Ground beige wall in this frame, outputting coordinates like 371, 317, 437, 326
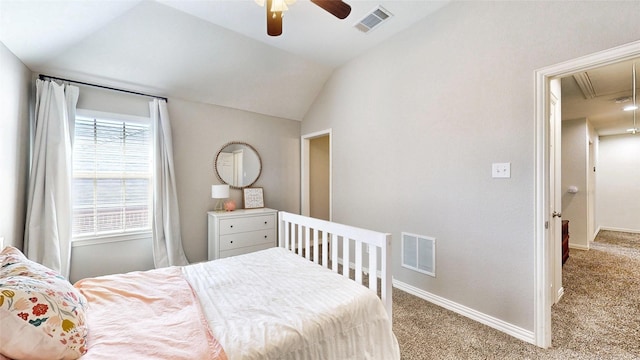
597, 134, 640, 232
309, 135, 330, 220
0, 42, 31, 249
561, 118, 589, 249
302, 1, 640, 333
169, 98, 300, 263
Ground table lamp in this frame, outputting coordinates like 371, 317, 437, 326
211, 184, 230, 212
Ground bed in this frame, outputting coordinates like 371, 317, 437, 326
0, 211, 399, 360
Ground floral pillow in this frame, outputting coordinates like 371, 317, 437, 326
0, 246, 88, 360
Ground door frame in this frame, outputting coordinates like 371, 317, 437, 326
301, 129, 332, 219
533, 40, 640, 348
548, 81, 563, 305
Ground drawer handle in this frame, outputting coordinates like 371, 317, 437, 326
230, 241, 233, 244
230, 225, 234, 228
264, 221, 267, 224
264, 235, 267, 238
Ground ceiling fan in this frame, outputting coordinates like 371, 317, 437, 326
256, 0, 352, 36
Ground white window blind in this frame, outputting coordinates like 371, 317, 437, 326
72, 113, 152, 238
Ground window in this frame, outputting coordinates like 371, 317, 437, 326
72, 110, 152, 239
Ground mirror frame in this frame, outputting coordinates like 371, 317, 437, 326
214, 141, 262, 189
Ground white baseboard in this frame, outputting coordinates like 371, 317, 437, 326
556, 286, 564, 304
392, 279, 536, 345
598, 226, 640, 234
569, 243, 589, 251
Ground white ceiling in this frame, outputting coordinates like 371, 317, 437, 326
562, 58, 640, 136
0, 0, 449, 120
1, 0, 637, 134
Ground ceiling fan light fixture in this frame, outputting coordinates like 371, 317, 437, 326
259, 0, 350, 37
255, 0, 296, 13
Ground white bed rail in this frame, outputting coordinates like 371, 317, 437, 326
278, 211, 393, 318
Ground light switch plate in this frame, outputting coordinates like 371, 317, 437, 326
492, 163, 511, 178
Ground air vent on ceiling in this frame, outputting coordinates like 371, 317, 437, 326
354, 6, 393, 34
573, 72, 597, 99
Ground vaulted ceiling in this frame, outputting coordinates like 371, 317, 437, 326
0, 0, 449, 120
1, 0, 637, 135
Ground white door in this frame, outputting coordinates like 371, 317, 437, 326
233, 150, 244, 187
587, 139, 596, 241
549, 79, 563, 304
217, 152, 234, 185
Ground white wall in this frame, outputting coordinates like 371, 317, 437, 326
69, 238, 154, 283
0, 42, 30, 249
596, 134, 640, 232
562, 118, 589, 249
302, 1, 640, 335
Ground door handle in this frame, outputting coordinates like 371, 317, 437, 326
552, 211, 562, 218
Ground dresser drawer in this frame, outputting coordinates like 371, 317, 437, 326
219, 242, 274, 259
219, 214, 275, 235
219, 230, 274, 251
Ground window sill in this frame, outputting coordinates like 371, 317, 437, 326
72, 231, 152, 247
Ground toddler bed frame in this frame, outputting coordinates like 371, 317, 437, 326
278, 211, 393, 317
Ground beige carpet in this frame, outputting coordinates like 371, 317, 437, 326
392, 230, 640, 359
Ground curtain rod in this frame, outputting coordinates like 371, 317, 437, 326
38, 74, 168, 102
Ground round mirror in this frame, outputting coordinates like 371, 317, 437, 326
214, 141, 262, 189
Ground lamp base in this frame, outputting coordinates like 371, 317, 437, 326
214, 199, 225, 212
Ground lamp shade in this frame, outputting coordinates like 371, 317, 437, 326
211, 184, 230, 199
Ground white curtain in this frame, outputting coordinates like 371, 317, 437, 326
150, 99, 189, 267
24, 80, 79, 279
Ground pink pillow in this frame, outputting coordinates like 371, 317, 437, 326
0, 247, 88, 360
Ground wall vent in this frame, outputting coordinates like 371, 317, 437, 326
354, 6, 393, 33
402, 232, 436, 277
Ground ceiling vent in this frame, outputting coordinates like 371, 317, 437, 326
354, 6, 393, 33
573, 72, 597, 99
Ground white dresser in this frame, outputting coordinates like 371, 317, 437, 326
207, 208, 278, 260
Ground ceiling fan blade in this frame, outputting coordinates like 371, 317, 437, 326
266, 0, 283, 36
311, 0, 351, 20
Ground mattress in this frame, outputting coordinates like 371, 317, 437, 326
183, 247, 400, 360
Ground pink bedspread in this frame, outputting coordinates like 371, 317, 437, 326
74, 267, 226, 360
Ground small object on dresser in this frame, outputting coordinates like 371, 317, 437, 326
243, 187, 264, 209
224, 199, 236, 211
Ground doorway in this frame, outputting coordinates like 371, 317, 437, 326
534, 40, 640, 348
301, 129, 332, 220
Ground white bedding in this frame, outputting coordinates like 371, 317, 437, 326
183, 247, 400, 360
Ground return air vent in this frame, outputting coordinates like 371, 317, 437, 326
402, 232, 436, 277
354, 6, 393, 33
